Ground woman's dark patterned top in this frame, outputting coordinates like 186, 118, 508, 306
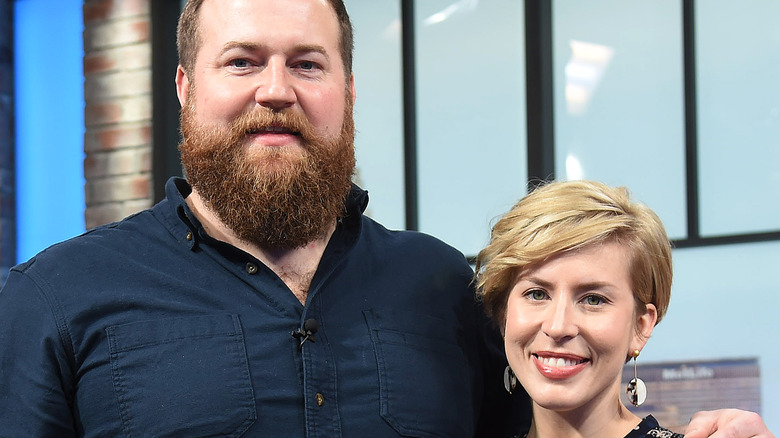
514, 415, 685, 438
626, 415, 685, 438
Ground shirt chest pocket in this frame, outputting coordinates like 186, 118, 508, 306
106, 314, 256, 438
364, 309, 474, 438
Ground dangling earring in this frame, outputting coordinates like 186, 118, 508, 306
626, 349, 647, 407
503, 365, 517, 394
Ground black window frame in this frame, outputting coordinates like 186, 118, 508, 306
151, 0, 780, 251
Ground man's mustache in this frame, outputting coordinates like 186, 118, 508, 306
230, 108, 317, 144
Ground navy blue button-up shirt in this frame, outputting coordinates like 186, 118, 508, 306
0, 178, 529, 437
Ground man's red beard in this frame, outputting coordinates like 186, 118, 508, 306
179, 92, 355, 250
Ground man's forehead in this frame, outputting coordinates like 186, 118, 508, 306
198, 0, 340, 41
190, 0, 347, 79
199, 0, 338, 22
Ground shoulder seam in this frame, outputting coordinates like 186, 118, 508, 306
19, 266, 78, 372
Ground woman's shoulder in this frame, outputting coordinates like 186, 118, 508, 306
626, 415, 685, 438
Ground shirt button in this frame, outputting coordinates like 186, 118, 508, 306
186, 231, 193, 241
246, 263, 258, 275
315, 393, 325, 406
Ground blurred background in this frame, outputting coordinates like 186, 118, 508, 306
1, 0, 778, 430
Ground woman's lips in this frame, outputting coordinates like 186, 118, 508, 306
532, 353, 589, 380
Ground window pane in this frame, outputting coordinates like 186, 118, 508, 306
416, 0, 527, 256
696, 1, 780, 237
347, 0, 406, 230
552, 0, 687, 239
653, 240, 780, 432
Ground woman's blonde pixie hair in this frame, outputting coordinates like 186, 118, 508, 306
475, 180, 673, 328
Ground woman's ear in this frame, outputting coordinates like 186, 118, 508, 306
632, 303, 658, 351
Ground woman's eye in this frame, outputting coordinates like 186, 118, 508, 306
528, 289, 547, 301
584, 295, 604, 306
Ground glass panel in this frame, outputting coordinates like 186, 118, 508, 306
416, 0, 527, 256
347, 0, 406, 230
651, 241, 780, 431
552, 0, 687, 239
696, 1, 780, 237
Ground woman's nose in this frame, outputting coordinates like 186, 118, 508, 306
541, 298, 578, 341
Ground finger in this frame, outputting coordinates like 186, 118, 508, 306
683, 413, 719, 438
685, 410, 772, 438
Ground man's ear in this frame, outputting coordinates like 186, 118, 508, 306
349, 73, 356, 105
175, 65, 190, 107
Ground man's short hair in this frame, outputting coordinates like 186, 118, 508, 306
176, 0, 354, 80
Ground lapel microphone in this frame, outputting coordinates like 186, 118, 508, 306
292, 318, 319, 348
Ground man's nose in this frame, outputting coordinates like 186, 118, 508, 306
255, 59, 296, 110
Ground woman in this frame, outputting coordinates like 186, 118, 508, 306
476, 180, 682, 438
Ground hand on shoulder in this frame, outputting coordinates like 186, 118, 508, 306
683, 409, 774, 438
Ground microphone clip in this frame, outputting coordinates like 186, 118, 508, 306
291, 319, 319, 348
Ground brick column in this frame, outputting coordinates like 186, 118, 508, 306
82, 0, 154, 229
0, 0, 15, 284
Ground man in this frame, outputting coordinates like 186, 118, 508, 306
0, 0, 772, 436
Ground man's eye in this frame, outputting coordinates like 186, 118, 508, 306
229, 59, 251, 68
296, 61, 318, 70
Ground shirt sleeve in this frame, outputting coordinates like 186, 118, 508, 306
0, 265, 77, 436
